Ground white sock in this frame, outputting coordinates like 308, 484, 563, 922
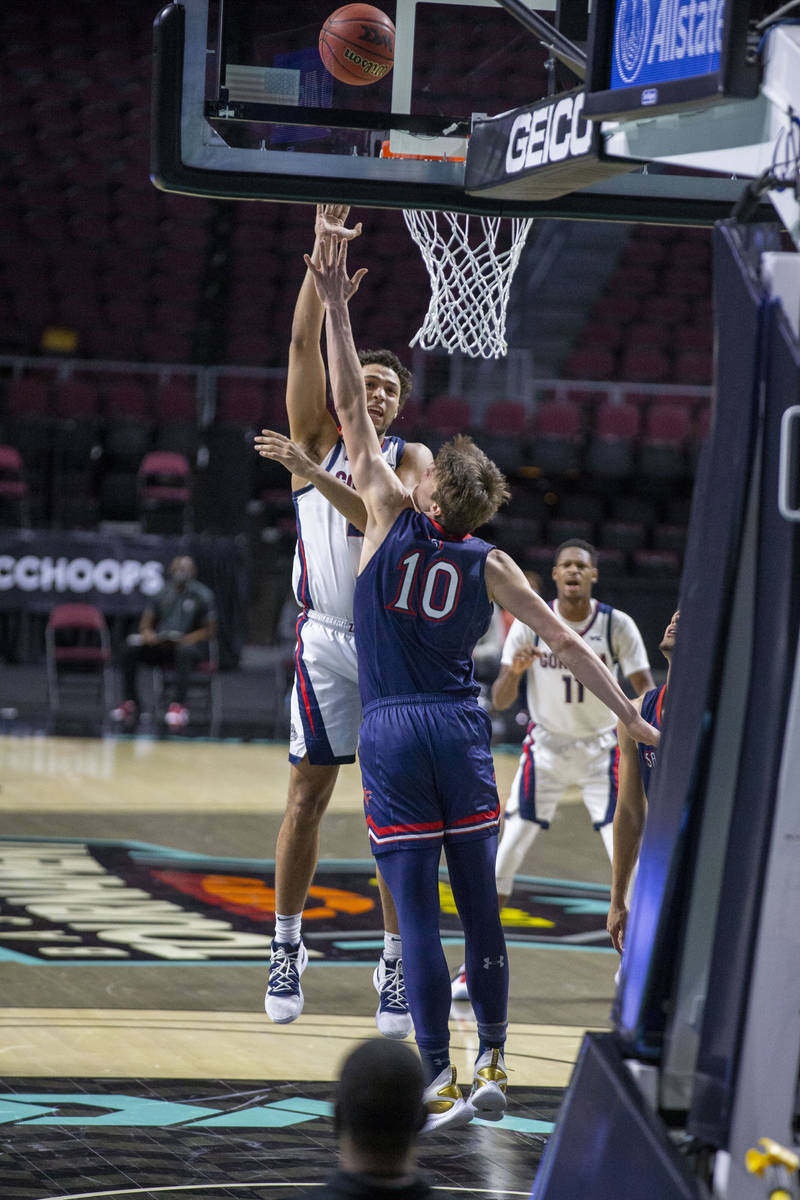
383, 931, 402, 961
275, 913, 302, 946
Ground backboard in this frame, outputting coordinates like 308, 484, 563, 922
152, 0, 777, 222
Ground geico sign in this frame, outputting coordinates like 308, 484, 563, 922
0, 556, 165, 595
505, 92, 593, 173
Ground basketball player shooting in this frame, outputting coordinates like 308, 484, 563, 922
301, 229, 660, 1129
254, 206, 432, 1040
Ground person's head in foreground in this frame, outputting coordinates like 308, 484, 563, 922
335, 1039, 426, 1177
413, 434, 510, 538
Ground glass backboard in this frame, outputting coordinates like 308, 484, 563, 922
152, 0, 775, 222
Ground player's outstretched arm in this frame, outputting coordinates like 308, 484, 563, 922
254, 428, 369, 532
486, 548, 660, 747
305, 236, 407, 529
607, 715, 647, 954
286, 205, 361, 462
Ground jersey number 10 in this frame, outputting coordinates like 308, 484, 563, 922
391, 552, 461, 621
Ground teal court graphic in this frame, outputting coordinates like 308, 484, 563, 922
0, 1091, 555, 1135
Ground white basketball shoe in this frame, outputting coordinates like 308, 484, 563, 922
265, 940, 308, 1024
469, 1047, 508, 1122
422, 1065, 474, 1133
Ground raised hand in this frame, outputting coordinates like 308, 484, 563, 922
315, 203, 362, 242
511, 645, 540, 674
304, 235, 368, 308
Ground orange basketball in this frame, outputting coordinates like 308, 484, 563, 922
319, 4, 395, 86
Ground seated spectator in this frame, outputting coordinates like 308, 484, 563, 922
305, 1039, 434, 1200
112, 555, 216, 728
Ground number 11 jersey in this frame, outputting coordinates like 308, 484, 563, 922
501, 599, 649, 739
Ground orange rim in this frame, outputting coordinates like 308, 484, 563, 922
380, 139, 465, 163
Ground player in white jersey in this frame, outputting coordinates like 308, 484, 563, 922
254, 206, 433, 1034
451, 539, 653, 1000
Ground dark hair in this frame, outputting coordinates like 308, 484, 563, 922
554, 539, 597, 566
335, 1040, 425, 1158
357, 348, 413, 409
433, 434, 510, 538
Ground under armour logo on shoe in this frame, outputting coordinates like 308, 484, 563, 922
482, 955, 506, 970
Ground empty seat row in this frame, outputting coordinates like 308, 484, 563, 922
0, 441, 193, 533
4, 373, 199, 421
563, 343, 713, 386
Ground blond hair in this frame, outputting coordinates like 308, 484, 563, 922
432, 435, 510, 537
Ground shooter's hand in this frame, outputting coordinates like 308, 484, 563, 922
315, 204, 362, 242
254, 430, 317, 482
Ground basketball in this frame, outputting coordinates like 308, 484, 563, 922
318, 4, 395, 86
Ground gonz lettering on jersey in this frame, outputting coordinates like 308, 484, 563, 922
539, 651, 607, 669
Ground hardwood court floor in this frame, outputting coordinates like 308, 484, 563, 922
0, 734, 619, 1199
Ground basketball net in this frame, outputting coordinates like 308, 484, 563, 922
402, 210, 533, 359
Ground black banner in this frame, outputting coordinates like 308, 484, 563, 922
0, 529, 248, 666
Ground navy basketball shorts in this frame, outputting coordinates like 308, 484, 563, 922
358, 695, 501, 857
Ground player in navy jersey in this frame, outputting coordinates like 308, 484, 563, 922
607, 610, 679, 954
253, 206, 432, 1037
300, 231, 659, 1131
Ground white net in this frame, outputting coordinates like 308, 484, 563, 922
403, 210, 534, 359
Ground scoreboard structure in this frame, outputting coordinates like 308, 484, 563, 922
582, 0, 762, 121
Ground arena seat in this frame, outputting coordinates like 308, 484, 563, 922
0, 444, 31, 526
138, 450, 193, 534
597, 519, 647, 553
562, 345, 616, 381
530, 399, 583, 476
547, 517, 596, 546
618, 345, 671, 384
479, 399, 531, 473
631, 548, 682, 578
45, 602, 114, 715
585, 402, 640, 481
637, 403, 692, 480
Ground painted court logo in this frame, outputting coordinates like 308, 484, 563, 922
0, 838, 615, 964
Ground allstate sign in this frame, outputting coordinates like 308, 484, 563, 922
610, 0, 725, 89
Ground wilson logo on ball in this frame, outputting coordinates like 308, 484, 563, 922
343, 47, 390, 78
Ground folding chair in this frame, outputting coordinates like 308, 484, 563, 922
45, 603, 114, 713
137, 450, 193, 534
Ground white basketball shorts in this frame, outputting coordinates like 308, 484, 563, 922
289, 609, 361, 766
